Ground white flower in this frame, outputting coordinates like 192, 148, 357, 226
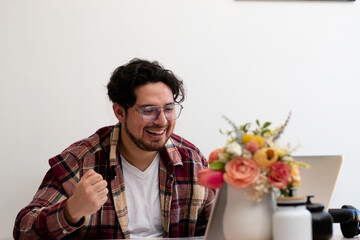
282, 156, 293, 161
226, 141, 242, 156
218, 152, 230, 163
242, 149, 253, 159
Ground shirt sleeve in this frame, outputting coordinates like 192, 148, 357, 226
13, 168, 84, 240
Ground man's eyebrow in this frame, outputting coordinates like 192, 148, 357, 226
137, 102, 175, 108
137, 104, 156, 108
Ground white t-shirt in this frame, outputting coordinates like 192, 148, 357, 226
120, 153, 163, 238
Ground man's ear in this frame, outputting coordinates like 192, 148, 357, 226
113, 103, 126, 123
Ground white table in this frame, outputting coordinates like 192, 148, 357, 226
128, 234, 358, 239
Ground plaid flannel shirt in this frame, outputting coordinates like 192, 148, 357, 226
14, 124, 215, 239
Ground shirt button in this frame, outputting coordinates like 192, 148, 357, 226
63, 230, 68, 234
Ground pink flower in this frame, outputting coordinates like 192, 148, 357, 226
268, 161, 291, 190
223, 157, 260, 189
245, 140, 259, 154
198, 168, 224, 189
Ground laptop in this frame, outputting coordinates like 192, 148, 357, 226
204, 155, 343, 240
294, 155, 343, 211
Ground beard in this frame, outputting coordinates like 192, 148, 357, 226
123, 119, 170, 152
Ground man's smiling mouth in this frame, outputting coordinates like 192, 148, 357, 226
146, 129, 165, 135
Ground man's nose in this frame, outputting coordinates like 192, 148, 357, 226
153, 109, 168, 124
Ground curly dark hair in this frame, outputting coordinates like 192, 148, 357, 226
107, 58, 185, 110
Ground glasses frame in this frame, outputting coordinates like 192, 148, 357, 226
131, 103, 183, 123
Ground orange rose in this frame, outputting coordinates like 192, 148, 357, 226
208, 148, 222, 163
268, 161, 291, 190
224, 157, 260, 189
291, 165, 301, 187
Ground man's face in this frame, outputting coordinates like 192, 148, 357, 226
122, 82, 176, 152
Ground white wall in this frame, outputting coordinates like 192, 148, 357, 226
1, 0, 359, 238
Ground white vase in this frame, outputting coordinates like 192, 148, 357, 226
222, 184, 275, 240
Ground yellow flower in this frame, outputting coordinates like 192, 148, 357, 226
242, 134, 264, 147
253, 148, 278, 167
253, 135, 264, 147
242, 133, 253, 145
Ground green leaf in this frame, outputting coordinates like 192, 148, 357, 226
210, 161, 225, 171
261, 129, 271, 136
240, 123, 250, 133
262, 122, 272, 129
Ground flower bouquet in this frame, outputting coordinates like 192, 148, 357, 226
199, 113, 309, 202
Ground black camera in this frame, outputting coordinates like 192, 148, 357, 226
328, 205, 360, 238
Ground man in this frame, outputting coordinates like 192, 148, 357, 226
13, 59, 215, 239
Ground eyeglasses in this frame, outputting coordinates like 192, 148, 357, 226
131, 103, 183, 123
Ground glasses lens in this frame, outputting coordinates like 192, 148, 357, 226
141, 106, 159, 122
140, 104, 183, 123
164, 103, 182, 120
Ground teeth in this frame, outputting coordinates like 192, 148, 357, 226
147, 130, 164, 135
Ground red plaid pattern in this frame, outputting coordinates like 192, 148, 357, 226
13, 124, 215, 239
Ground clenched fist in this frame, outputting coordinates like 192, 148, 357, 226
64, 169, 108, 224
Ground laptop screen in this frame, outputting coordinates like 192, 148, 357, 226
294, 155, 343, 211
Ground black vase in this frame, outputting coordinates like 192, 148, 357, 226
306, 196, 333, 240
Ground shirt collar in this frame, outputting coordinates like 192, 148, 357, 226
109, 123, 183, 169
109, 123, 121, 169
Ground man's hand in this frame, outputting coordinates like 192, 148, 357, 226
64, 169, 108, 225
